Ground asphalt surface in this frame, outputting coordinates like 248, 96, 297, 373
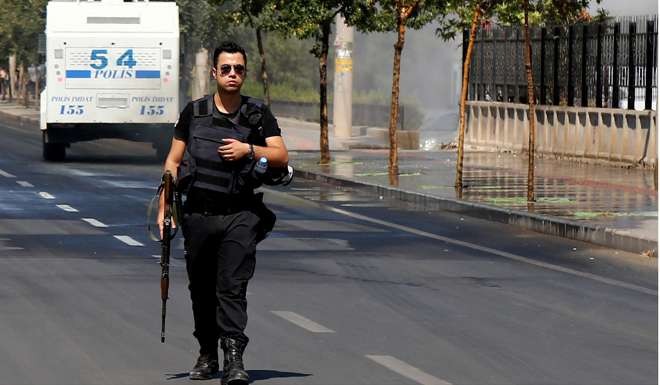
0, 122, 657, 385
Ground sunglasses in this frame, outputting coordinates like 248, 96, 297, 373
218, 64, 245, 76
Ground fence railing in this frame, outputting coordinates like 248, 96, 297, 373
464, 16, 657, 111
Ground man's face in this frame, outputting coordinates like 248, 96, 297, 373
212, 52, 246, 94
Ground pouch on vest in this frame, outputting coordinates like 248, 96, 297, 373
235, 158, 264, 192
251, 192, 276, 243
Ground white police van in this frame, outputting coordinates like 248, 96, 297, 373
40, 0, 179, 161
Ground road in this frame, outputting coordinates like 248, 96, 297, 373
0, 122, 656, 385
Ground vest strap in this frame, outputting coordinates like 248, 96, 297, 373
193, 95, 213, 117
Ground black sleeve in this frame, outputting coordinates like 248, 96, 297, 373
174, 102, 193, 142
261, 106, 281, 138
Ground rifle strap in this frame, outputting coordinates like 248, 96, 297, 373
146, 178, 179, 242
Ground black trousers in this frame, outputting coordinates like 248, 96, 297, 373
182, 210, 260, 354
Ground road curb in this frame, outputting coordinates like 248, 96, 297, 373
295, 168, 657, 257
0, 107, 39, 130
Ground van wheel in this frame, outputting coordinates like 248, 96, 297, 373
43, 142, 66, 161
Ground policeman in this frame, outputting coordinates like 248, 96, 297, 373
158, 41, 288, 385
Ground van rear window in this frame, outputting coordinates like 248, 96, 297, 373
87, 17, 140, 24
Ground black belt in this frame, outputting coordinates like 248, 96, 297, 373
186, 205, 247, 216
184, 188, 254, 216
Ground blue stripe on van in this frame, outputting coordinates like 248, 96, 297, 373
65, 70, 92, 78
135, 70, 160, 79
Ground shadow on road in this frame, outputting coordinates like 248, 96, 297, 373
62, 155, 161, 165
165, 369, 311, 382
248, 369, 312, 381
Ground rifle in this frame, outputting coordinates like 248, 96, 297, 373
160, 171, 174, 343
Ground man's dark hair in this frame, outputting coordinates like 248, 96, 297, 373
213, 41, 247, 68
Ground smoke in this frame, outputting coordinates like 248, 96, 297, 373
594, 0, 658, 16
353, 22, 462, 148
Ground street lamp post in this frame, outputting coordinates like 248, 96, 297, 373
333, 15, 353, 139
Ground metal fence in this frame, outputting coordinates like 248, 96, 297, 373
464, 16, 658, 110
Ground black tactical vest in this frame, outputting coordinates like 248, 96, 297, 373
177, 95, 266, 195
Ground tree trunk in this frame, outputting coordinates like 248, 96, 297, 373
256, 27, 271, 106
455, 6, 482, 190
523, 0, 536, 202
388, 3, 416, 179
319, 21, 331, 165
19, 64, 28, 107
192, 48, 209, 100
181, 36, 192, 103
8, 54, 16, 101
388, 24, 404, 178
35, 65, 40, 105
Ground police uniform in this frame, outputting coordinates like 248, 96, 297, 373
174, 94, 280, 383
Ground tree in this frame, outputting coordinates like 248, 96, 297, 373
494, 0, 600, 202
440, 1, 488, 191
212, 0, 282, 106
348, 1, 448, 182
437, 0, 502, 192
0, 0, 47, 105
273, 1, 356, 165
522, 0, 536, 202
447, 0, 599, 198
178, 0, 240, 100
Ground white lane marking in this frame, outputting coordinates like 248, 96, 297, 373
38, 192, 55, 199
0, 169, 16, 178
81, 218, 108, 228
340, 202, 388, 207
114, 235, 144, 247
271, 311, 335, 333
0, 238, 23, 251
16, 181, 34, 187
326, 206, 657, 296
366, 355, 453, 385
56, 204, 79, 213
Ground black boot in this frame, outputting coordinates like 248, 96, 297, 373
221, 338, 249, 385
189, 352, 219, 380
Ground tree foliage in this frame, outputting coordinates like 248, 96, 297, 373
268, 0, 359, 163
494, 0, 601, 26
446, 0, 602, 196
347, 0, 449, 32
271, 1, 351, 58
0, 0, 47, 65
345, 0, 449, 179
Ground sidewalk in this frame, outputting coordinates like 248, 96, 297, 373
280, 117, 658, 255
0, 101, 656, 255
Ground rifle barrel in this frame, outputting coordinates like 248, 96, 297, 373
160, 171, 174, 343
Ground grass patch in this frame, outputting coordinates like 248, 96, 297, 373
485, 197, 528, 205
354, 171, 422, 177
573, 211, 611, 219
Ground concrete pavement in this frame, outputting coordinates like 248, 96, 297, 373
278, 115, 658, 256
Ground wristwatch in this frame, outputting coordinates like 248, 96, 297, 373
247, 143, 255, 160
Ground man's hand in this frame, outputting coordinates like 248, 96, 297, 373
218, 138, 249, 161
157, 195, 176, 240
